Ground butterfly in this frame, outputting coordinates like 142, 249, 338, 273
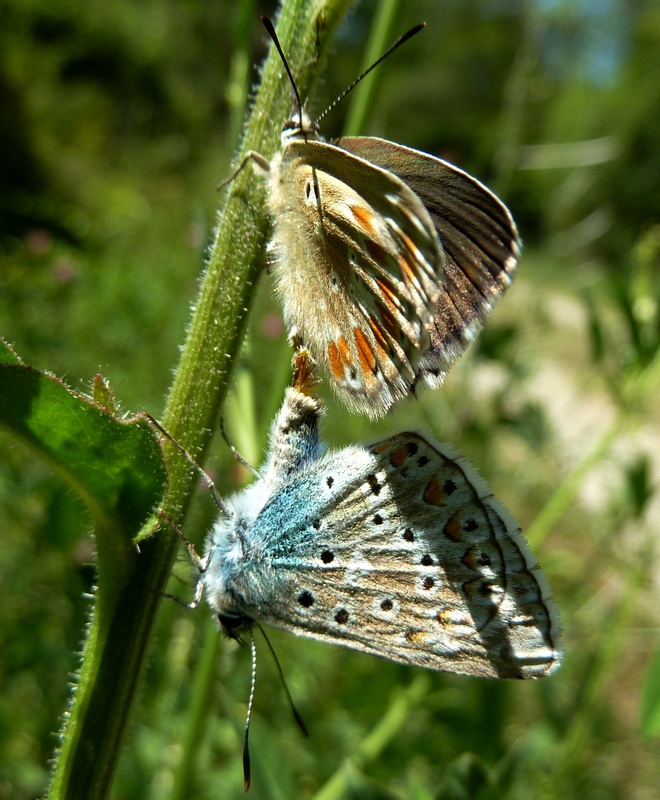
200, 384, 561, 680
240, 19, 520, 418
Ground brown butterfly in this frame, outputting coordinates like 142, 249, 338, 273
245, 20, 520, 417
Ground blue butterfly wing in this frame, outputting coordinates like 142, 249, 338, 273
242, 432, 560, 679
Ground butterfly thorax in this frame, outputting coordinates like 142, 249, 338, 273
202, 515, 246, 616
202, 502, 278, 623
203, 489, 301, 620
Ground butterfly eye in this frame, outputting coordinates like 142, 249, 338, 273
218, 612, 251, 640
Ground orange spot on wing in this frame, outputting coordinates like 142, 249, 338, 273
376, 302, 398, 340
423, 477, 445, 506
327, 341, 345, 380
376, 278, 398, 311
404, 628, 426, 644
462, 578, 493, 601
400, 232, 419, 260
368, 316, 389, 357
461, 549, 477, 570
436, 609, 452, 627
354, 328, 376, 376
444, 514, 462, 542
351, 205, 376, 235
337, 337, 352, 365
398, 255, 417, 286
372, 442, 389, 454
390, 446, 411, 467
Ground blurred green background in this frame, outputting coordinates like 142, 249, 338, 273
1, 0, 659, 798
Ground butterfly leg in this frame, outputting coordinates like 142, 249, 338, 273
143, 412, 227, 513
153, 509, 210, 609
292, 342, 321, 397
157, 510, 208, 570
217, 150, 272, 190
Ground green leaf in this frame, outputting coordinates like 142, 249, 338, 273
0, 347, 165, 540
0, 338, 21, 365
0, 344, 168, 800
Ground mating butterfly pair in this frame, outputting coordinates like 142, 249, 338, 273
201, 15, 559, 684
187, 19, 560, 790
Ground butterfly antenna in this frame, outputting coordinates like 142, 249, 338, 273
316, 22, 426, 126
261, 16, 304, 126
242, 627, 258, 792
256, 622, 309, 736
144, 413, 229, 516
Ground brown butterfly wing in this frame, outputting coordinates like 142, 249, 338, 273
337, 137, 520, 387
269, 138, 446, 417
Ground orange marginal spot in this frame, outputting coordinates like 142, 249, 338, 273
404, 628, 425, 645
444, 513, 462, 542
462, 577, 493, 600
327, 341, 345, 380
368, 316, 389, 357
423, 477, 445, 507
397, 254, 417, 285
375, 278, 398, 311
372, 442, 389, 454
354, 327, 376, 377
461, 548, 478, 570
400, 231, 419, 261
337, 337, 352, 365
350, 205, 376, 236
435, 608, 452, 627
390, 446, 411, 468
376, 301, 399, 340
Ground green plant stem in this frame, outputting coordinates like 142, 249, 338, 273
47, 2, 353, 798
312, 674, 431, 800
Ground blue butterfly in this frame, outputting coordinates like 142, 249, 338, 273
199, 387, 561, 679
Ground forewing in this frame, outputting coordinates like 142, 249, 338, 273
337, 137, 520, 388
255, 433, 560, 679
270, 139, 445, 417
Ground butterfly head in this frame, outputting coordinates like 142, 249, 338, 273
217, 610, 253, 641
203, 524, 253, 640
281, 110, 320, 145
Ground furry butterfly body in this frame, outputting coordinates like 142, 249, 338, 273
202, 387, 561, 679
